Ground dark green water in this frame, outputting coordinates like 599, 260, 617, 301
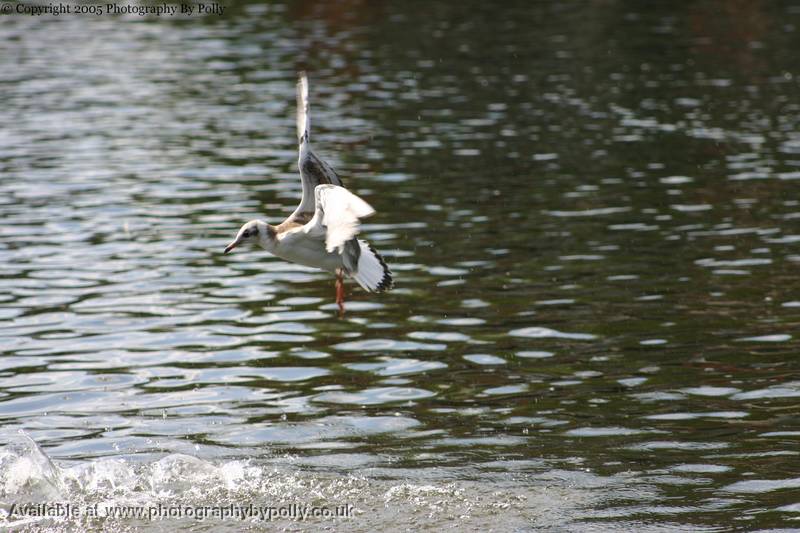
2, 1, 800, 530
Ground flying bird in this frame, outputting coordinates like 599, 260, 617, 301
224, 73, 393, 315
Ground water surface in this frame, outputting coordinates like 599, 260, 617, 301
2, 1, 800, 530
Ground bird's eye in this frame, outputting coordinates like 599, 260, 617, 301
242, 230, 249, 238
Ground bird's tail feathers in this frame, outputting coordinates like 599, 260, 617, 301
352, 240, 393, 293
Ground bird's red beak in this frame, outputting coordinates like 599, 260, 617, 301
224, 239, 240, 254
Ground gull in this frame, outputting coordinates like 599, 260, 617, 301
224, 73, 393, 315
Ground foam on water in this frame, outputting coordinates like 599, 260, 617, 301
0, 432, 572, 531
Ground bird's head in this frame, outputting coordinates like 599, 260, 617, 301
224, 220, 273, 254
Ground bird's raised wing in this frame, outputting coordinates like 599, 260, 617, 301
303, 184, 375, 255
292, 73, 343, 218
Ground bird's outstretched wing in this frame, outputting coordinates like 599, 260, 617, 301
292, 73, 343, 219
303, 184, 375, 255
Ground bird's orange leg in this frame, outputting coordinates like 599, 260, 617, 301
335, 269, 345, 317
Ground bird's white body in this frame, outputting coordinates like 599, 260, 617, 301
272, 230, 343, 274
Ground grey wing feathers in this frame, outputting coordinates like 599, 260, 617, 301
297, 72, 309, 143
293, 73, 344, 216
